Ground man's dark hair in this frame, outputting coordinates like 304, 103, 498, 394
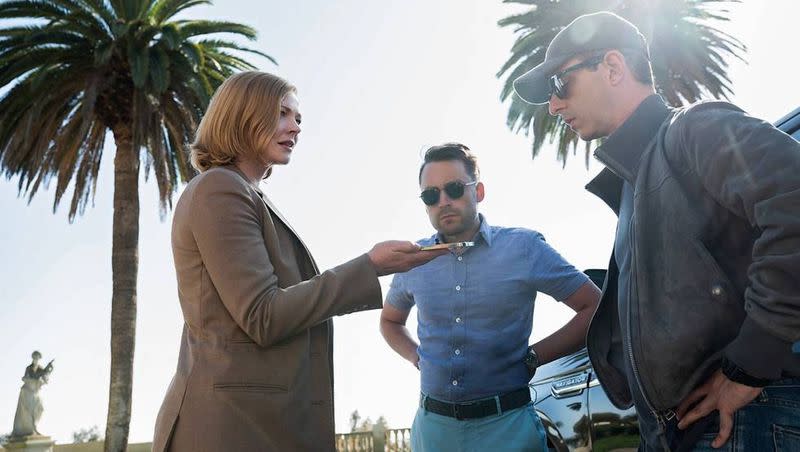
619, 48, 654, 85
418, 143, 480, 184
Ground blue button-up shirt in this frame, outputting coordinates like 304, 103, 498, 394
386, 216, 589, 402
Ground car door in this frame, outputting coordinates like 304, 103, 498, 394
586, 371, 639, 452
530, 350, 593, 451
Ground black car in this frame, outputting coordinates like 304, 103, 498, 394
530, 269, 639, 452
529, 107, 800, 452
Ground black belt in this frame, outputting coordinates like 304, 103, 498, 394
420, 387, 531, 420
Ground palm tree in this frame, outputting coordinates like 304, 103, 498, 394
498, 0, 746, 166
0, 1, 271, 450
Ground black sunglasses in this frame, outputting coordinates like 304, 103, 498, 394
420, 180, 478, 206
548, 54, 605, 100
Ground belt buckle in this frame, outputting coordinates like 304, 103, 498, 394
453, 404, 463, 420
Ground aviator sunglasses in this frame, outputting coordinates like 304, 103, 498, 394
548, 54, 605, 100
420, 180, 478, 206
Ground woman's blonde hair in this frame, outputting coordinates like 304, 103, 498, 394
191, 71, 296, 172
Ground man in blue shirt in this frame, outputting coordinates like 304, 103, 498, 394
380, 143, 601, 452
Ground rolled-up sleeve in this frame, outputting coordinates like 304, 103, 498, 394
527, 232, 589, 301
385, 273, 415, 312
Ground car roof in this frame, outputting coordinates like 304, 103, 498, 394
776, 106, 800, 138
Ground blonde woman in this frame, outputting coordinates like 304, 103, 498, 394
153, 71, 444, 451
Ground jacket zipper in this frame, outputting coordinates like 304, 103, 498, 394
595, 148, 675, 430
628, 197, 675, 431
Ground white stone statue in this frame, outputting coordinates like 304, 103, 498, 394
11, 351, 54, 438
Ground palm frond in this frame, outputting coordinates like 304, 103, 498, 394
0, 0, 69, 20
201, 48, 259, 72
108, 0, 150, 21
48, 0, 115, 38
150, 0, 210, 23
67, 119, 105, 218
177, 20, 258, 40
197, 39, 276, 64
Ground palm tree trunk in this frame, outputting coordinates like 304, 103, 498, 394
104, 127, 139, 452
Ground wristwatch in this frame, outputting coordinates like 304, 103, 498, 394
524, 345, 540, 377
721, 356, 770, 387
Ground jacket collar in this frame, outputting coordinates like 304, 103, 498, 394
226, 165, 290, 234
227, 164, 265, 196
224, 164, 319, 271
585, 95, 672, 214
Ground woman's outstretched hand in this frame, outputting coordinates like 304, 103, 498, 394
368, 241, 448, 276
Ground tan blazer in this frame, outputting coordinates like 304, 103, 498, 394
153, 166, 382, 452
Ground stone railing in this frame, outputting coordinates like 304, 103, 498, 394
0, 442, 151, 451
334, 428, 411, 452
335, 431, 373, 451
384, 428, 411, 452
1, 429, 412, 452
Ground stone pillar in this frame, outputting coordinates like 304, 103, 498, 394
3, 435, 55, 452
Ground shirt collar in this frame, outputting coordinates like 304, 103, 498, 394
476, 214, 493, 246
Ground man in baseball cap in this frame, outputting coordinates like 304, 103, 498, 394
512, 10, 800, 452
513, 11, 649, 105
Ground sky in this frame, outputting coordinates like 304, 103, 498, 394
1, 0, 799, 444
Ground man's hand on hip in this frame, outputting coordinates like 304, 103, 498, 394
676, 369, 762, 448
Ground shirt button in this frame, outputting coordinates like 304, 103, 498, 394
455, 285, 461, 291
455, 349, 461, 355
452, 380, 458, 386
457, 256, 463, 261
455, 317, 462, 323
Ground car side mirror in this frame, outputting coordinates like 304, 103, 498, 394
583, 269, 607, 290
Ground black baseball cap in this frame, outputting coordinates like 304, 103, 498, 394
513, 11, 649, 105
